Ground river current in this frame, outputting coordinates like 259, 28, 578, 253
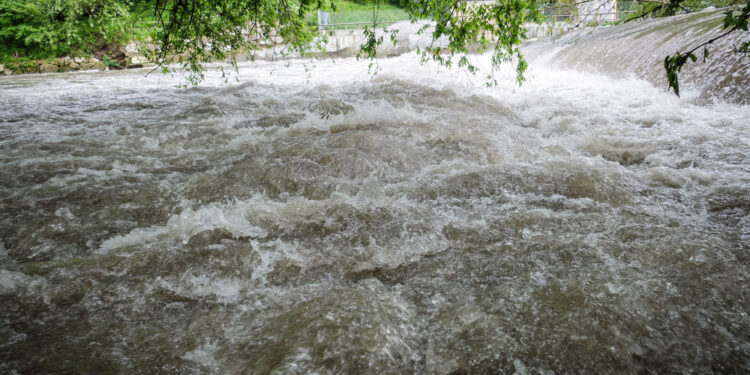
1, 14, 749, 374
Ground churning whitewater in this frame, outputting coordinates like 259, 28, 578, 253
1, 18, 750, 373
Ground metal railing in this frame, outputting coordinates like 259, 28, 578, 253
542, 10, 634, 23
319, 20, 403, 31
316, 3, 638, 30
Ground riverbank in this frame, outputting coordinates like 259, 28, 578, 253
0, 19, 577, 77
0, 40, 153, 75
0, 0, 408, 76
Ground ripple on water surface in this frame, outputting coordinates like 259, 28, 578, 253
0, 54, 749, 374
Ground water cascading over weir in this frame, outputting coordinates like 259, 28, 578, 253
527, 8, 750, 104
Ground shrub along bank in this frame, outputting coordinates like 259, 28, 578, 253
0, 0, 409, 75
0, 0, 156, 73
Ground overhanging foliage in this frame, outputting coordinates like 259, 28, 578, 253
148, 0, 541, 85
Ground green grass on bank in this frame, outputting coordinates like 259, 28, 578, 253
306, 10, 410, 30
323, 1, 401, 13
304, 2, 408, 29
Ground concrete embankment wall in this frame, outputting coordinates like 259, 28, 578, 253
295, 21, 574, 58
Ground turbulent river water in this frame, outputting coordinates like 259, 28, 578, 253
1, 12, 750, 374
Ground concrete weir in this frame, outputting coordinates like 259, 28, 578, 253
303, 20, 575, 58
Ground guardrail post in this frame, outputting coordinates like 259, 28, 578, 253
318, 10, 330, 31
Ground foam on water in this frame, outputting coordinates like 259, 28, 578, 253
1, 16, 749, 374
526, 8, 750, 104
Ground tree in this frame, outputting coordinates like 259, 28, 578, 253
0, 0, 132, 61
148, 0, 329, 84
148, 0, 541, 85
146, 0, 748, 90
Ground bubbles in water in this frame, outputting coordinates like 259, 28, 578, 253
1, 21, 749, 373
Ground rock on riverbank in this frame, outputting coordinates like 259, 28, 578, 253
0, 42, 150, 75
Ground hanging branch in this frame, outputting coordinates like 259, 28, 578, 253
664, 2, 749, 96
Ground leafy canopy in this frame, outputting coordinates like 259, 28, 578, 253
0, 0, 146, 61
147, 0, 541, 85
2, 0, 745, 94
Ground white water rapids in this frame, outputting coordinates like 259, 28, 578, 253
1, 12, 749, 374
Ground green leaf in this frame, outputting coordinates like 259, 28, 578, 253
668, 71, 680, 97
724, 11, 735, 28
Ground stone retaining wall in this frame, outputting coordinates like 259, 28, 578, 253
0, 41, 150, 75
